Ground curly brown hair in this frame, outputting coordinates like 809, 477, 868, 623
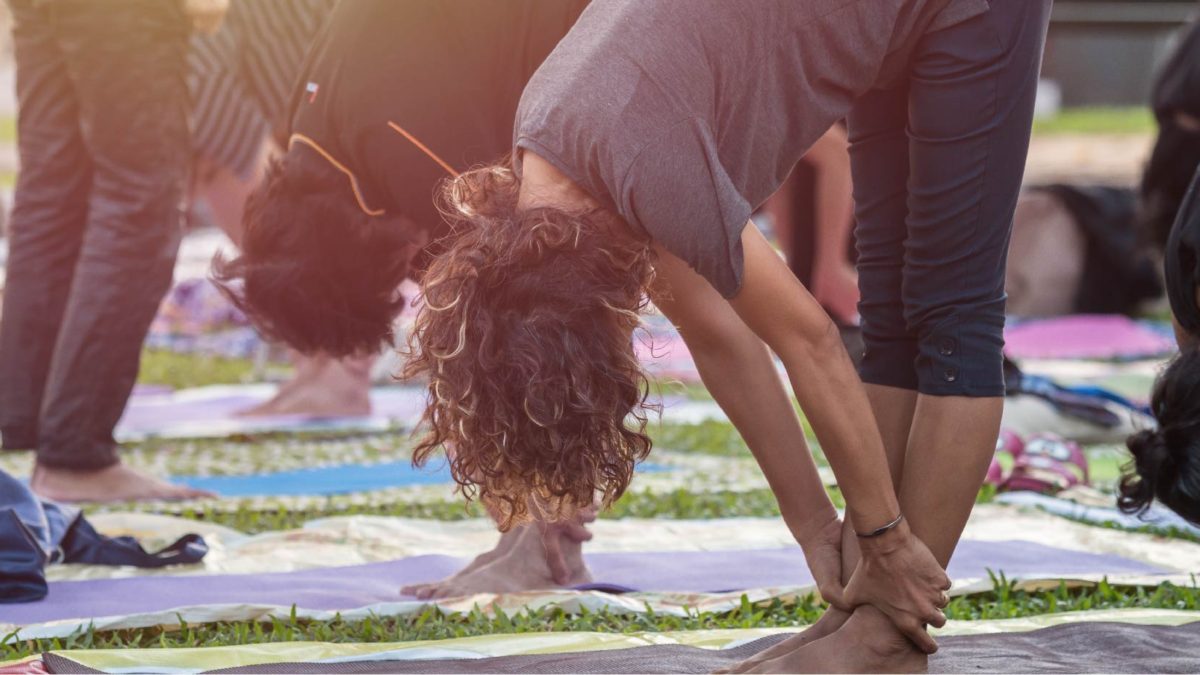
404, 165, 657, 528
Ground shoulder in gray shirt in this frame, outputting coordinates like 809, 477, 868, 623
515, 0, 988, 297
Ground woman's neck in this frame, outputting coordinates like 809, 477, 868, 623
516, 151, 645, 245
518, 151, 598, 212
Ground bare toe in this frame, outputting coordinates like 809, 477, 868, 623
399, 583, 430, 597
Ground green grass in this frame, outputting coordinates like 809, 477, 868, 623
119, 488, 804, 534
4, 576, 1196, 661
1086, 447, 1130, 488
104, 483, 1019, 537
137, 349, 259, 390
650, 415, 825, 462
651, 419, 754, 458
1032, 107, 1155, 136
654, 379, 716, 402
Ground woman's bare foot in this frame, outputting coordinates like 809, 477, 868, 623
400, 527, 525, 598
236, 352, 323, 416
744, 606, 926, 674
30, 462, 215, 503
401, 523, 592, 599
238, 353, 373, 417
718, 607, 851, 674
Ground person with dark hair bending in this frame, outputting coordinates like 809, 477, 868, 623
1120, 168, 1200, 526
213, 0, 597, 597
407, 1, 1050, 671
1119, 19, 1200, 529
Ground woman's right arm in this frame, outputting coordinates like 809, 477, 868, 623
649, 249, 848, 608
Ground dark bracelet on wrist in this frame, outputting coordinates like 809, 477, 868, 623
856, 513, 904, 539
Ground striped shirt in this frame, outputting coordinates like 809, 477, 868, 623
189, 0, 334, 178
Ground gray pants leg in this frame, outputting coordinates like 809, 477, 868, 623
0, 0, 191, 469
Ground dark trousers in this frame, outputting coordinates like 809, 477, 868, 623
0, 0, 190, 469
848, 0, 1052, 397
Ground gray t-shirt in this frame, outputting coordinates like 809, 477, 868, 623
515, 0, 988, 297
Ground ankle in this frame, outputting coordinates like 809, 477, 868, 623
33, 463, 100, 480
847, 606, 925, 660
516, 524, 588, 579
816, 606, 852, 628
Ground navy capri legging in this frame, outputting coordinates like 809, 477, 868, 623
847, 0, 1051, 397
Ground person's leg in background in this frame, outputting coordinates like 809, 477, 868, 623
193, 137, 277, 247
0, 0, 92, 455
236, 350, 374, 417
29, 0, 211, 502
737, 2, 1052, 672
802, 126, 859, 326
763, 161, 814, 284
762, 127, 860, 326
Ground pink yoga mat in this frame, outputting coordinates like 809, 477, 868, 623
1003, 316, 1176, 361
114, 386, 429, 440
115, 386, 696, 440
642, 314, 1179, 376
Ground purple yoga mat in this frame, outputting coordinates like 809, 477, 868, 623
114, 386, 695, 440
114, 386, 429, 438
5, 541, 1163, 625
1003, 316, 1175, 360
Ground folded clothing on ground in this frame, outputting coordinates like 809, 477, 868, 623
0, 471, 207, 604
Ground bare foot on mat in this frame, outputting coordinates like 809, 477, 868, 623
742, 606, 926, 674
31, 462, 215, 503
238, 353, 373, 418
401, 523, 593, 599
718, 607, 851, 673
400, 527, 524, 598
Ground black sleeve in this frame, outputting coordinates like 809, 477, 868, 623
1166, 167, 1200, 334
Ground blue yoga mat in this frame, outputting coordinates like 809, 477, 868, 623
175, 461, 672, 497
